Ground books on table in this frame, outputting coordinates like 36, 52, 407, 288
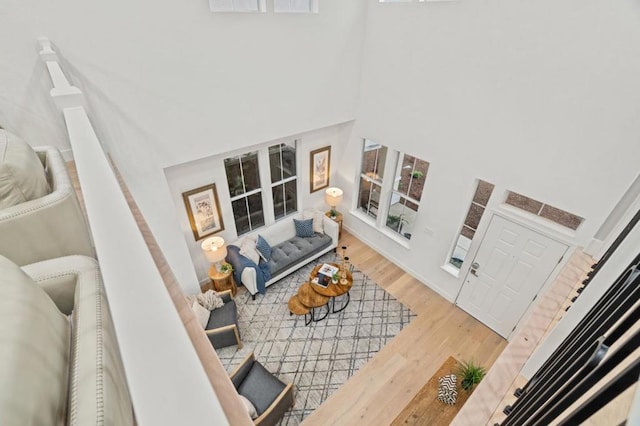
313, 263, 339, 288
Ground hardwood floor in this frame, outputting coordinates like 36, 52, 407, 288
304, 231, 508, 425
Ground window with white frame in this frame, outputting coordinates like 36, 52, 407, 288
385, 154, 429, 240
224, 151, 265, 235
449, 180, 495, 269
357, 140, 388, 219
274, 0, 318, 13
269, 141, 298, 220
209, 0, 266, 12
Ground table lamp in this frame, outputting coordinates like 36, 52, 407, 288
325, 187, 343, 218
201, 236, 227, 272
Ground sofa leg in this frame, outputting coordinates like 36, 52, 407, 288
252, 294, 256, 301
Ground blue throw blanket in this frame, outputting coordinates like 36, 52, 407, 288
226, 244, 271, 295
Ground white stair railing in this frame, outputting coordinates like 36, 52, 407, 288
37, 38, 228, 426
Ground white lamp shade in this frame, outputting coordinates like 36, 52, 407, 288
201, 236, 226, 263
325, 187, 343, 208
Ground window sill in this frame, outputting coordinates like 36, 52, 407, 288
441, 263, 461, 278
349, 210, 412, 249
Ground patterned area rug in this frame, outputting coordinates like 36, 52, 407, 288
216, 252, 416, 425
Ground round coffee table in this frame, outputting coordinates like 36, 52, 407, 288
295, 283, 330, 322
288, 295, 312, 325
309, 263, 353, 313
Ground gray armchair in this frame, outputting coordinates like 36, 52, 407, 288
205, 290, 242, 349
229, 352, 294, 426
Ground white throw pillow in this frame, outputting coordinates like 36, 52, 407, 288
303, 209, 324, 234
239, 394, 258, 419
191, 300, 211, 329
239, 237, 261, 265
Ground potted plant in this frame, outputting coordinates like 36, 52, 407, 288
457, 360, 486, 391
220, 263, 233, 274
411, 170, 424, 179
386, 214, 408, 233
331, 272, 339, 284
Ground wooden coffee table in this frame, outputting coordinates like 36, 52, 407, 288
287, 283, 330, 324
309, 263, 353, 313
288, 263, 354, 324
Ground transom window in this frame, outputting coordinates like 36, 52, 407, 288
505, 191, 584, 230
269, 141, 298, 220
224, 151, 265, 235
449, 180, 495, 269
209, 0, 266, 12
274, 0, 318, 13
358, 139, 388, 218
385, 154, 429, 240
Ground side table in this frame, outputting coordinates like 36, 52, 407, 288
325, 211, 343, 239
207, 267, 237, 296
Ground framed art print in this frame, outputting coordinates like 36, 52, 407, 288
182, 183, 224, 240
310, 146, 331, 193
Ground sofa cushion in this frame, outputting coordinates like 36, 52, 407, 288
0, 130, 50, 209
293, 218, 314, 238
0, 255, 70, 426
269, 233, 332, 276
192, 300, 211, 328
256, 235, 273, 262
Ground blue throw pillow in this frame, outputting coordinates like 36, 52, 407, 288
255, 235, 272, 262
294, 218, 314, 238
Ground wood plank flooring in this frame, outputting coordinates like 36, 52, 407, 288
304, 231, 508, 425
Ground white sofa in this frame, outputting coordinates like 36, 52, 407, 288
231, 211, 339, 298
0, 138, 94, 266
0, 254, 134, 425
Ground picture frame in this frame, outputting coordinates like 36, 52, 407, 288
310, 146, 331, 193
182, 183, 224, 241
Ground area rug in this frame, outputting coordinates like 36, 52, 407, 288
216, 251, 416, 425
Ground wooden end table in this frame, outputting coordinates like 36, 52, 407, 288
288, 295, 312, 326
207, 266, 237, 296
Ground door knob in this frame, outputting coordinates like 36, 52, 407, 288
470, 262, 480, 277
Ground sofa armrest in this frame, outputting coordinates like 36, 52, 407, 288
21, 255, 95, 315
241, 266, 258, 296
0, 147, 94, 266
322, 215, 339, 247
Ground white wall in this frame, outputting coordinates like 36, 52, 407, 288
339, 0, 640, 301
165, 122, 353, 284
1, 0, 366, 292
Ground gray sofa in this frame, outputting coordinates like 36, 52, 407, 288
229, 210, 339, 298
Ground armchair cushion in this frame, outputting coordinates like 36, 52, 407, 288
237, 362, 287, 416
206, 300, 238, 330
0, 130, 49, 209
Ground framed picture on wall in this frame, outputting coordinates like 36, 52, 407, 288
182, 183, 224, 241
310, 146, 331, 193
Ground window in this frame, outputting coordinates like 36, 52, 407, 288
274, 0, 318, 13
385, 154, 429, 240
224, 151, 265, 235
209, 0, 266, 12
505, 191, 584, 230
449, 180, 495, 269
269, 141, 298, 220
358, 139, 388, 218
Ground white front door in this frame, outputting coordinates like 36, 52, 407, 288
456, 215, 568, 338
